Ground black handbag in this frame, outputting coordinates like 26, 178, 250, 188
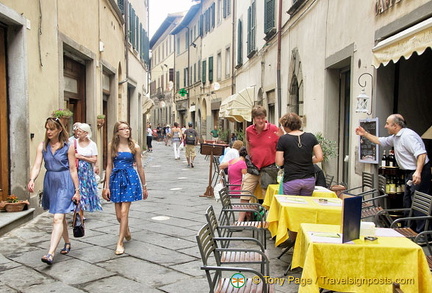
72, 203, 85, 238
245, 155, 260, 176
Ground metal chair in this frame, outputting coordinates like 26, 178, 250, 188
218, 187, 268, 248
205, 206, 269, 275
325, 174, 334, 188
414, 230, 432, 270
361, 175, 388, 219
196, 223, 274, 293
344, 171, 375, 195
376, 190, 432, 239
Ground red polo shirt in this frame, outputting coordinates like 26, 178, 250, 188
246, 122, 279, 169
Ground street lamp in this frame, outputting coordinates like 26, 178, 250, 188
356, 72, 373, 114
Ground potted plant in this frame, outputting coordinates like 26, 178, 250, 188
97, 114, 106, 128
51, 109, 73, 119
0, 195, 30, 212
315, 132, 338, 162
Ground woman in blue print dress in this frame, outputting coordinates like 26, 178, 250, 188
75, 123, 102, 220
27, 117, 80, 265
103, 121, 148, 255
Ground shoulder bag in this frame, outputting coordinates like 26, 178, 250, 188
72, 203, 85, 237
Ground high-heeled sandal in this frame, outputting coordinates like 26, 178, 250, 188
60, 243, 71, 255
41, 253, 54, 265
115, 245, 125, 255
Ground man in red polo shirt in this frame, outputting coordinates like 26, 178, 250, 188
239, 106, 282, 221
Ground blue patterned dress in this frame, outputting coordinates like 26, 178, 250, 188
109, 152, 143, 203
78, 160, 102, 211
42, 142, 75, 214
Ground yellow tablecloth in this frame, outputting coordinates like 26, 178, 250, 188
266, 195, 342, 246
292, 223, 432, 293
262, 184, 337, 208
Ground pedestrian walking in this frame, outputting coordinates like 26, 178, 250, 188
75, 123, 102, 222
146, 123, 153, 152
102, 121, 148, 255
183, 122, 198, 167
27, 117, 80, 265
171, 122, 182, 159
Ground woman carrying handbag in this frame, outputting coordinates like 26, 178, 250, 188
27, 117, 80, 265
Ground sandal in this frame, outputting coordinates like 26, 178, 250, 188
60, 243, 71, 255
41, 253, 54, 265
115, 245, 125, 255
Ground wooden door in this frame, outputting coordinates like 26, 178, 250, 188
0, 26, 9, 200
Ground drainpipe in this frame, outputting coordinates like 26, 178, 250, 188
276, 0, 282, 118
231, 0, 236, 96
124, 0, 129, 83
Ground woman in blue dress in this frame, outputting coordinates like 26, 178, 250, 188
103, 121, 148, 255
27, 117, 80, 265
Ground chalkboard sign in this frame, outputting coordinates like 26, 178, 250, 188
359, 118, 379, 164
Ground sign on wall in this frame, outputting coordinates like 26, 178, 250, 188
359, 118, 379, 164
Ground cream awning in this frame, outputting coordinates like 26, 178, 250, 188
372, 17, 432, 68
219, 87, 255, 122
143, 98, 155, 114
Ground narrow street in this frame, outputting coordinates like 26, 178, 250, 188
0, 141, 301, 292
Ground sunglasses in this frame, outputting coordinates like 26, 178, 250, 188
46, 117, 61, 124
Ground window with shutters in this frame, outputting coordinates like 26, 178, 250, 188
202, 60, 207, 83
247, 1, 256, 58
223, 0, 231, 18
175, 71, 180, 91
208, 56, 214, 82
117, 0, 125, 14
217, 52, 222, 80
236, 20, 243, 67
264, 0, 275, 34
225, 47, 231, 78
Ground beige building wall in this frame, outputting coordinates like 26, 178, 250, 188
200, 0, 233, 139
0, 0, 149, 212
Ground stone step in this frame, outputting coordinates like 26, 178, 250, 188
0, 208, 35, 237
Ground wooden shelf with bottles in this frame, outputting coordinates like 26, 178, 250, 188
379, 149, 404, 209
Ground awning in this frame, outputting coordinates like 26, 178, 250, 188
372, 17, 432, 68
219, 87, 255, 122
143, 98, 155, 114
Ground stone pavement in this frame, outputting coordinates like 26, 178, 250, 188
0, 141, 302, 292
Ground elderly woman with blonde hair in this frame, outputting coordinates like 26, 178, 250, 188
74, 123, 102, 227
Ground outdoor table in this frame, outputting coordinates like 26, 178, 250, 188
263, 184, 337, 209
291, 223, 432, 293
266, 195, 342, 247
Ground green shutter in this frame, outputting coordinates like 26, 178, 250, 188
208, 56, 213, 82
202, 60, 207, 83
237, 20, 243, 66
264, 0, 275, 34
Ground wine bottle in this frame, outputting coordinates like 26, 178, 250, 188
381, 150, 387, 167
388, 150, 395, 167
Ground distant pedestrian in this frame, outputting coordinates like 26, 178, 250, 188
75, 123, 102, 222
210, 125, 219, 141
146, 123, 153, 152
183, 122, 198, 167
103, 121, 148, 255
28, 117, 80, 265
171, 122, 182, 159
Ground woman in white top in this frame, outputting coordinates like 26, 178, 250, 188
171, 122, 182, 159
75, 123, 102, 224
146, 124, 153, 152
